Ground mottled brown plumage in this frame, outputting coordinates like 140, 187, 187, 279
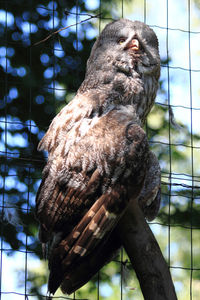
35, 19, 161, 296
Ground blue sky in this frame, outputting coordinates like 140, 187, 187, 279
1, 0, 200, 299
124, 0, 200, 134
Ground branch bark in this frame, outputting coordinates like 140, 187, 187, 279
117, 199, 177, 300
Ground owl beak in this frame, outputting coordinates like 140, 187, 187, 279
126, 39, 139, 51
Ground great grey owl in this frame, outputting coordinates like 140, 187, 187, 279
36, 19, 161, 296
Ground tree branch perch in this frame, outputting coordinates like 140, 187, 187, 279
117, 199, 178, 300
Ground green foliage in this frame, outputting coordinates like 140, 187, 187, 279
1, 0, 200, 299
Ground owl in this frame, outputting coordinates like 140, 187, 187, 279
35, 19, 161, 296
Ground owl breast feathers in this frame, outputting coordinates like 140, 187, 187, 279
35, 19, 161, 295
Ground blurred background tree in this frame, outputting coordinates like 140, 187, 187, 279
0, 0, 200, 299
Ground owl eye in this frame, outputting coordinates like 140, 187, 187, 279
118, 37, 126, 45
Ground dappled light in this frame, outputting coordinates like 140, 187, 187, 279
1, 0, 200, 299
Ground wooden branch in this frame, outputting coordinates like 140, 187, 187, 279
117, 199, 177, 300
33, 13, 101, 46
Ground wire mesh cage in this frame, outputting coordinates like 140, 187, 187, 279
0, 0, 200, 299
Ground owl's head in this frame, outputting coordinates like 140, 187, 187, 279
86, 19, 160, 81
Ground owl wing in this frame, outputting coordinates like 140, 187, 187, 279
138, 151, 161, 221
38, 93, 100, 154
55, 152, 161, 295
36, 105, 149, 295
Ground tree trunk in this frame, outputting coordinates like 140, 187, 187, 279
117, 199, 177, 300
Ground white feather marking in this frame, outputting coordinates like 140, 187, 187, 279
89, 221, 98, 231
78, 119, 91, 136
88, 210, 95, 218
73, 246, 87, 256
73, 231, 80, 238
93, 228, 104, 239
93, 227, 101, 236
79, 117, 99, 137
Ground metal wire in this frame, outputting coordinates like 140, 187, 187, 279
0, 0, 199, 299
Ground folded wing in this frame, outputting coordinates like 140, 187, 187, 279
36, 105, 149, 295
